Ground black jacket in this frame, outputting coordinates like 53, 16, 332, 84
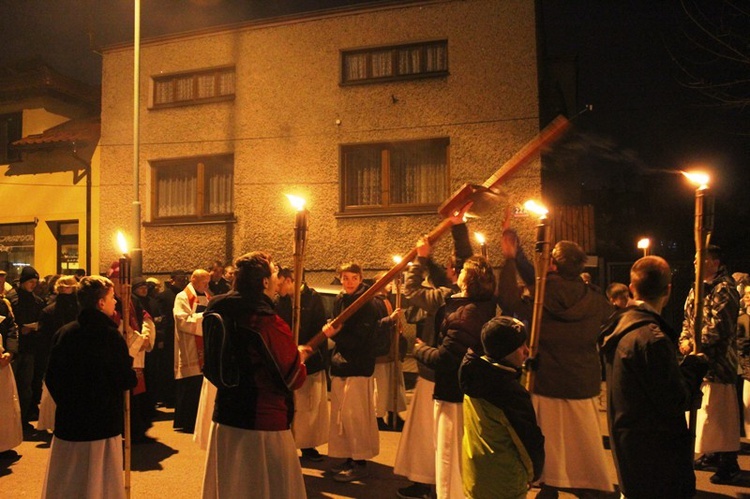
276, 284, 329, 375
414, 295, 496, 402
599, 305, 707, 498
46, 308, 137, 441
38, 293, 79, 354
330, 283, 384, 378
6, 287, 45, 353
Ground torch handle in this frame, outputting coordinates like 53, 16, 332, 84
525, 221, 551, 392
393, 276, 402, 430
119, 282, 132, 498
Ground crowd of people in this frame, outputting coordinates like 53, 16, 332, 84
1, 220, 749, 499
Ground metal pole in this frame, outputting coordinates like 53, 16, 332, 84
132, 0, 142, 279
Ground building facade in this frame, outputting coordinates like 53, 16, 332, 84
100, 0, 542, 279
0, 62, 100, 282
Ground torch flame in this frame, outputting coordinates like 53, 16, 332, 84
524, 200, 549, 217
392, 255, 403, 265
286, 194, 307, 211
474, 232, 486, 245
637, 238, 650, 250
682, 171, 709, 189
116, 231, 129, 255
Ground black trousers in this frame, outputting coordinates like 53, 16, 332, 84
173, 375, 202, 432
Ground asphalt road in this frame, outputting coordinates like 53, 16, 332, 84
4, 394, 750, 498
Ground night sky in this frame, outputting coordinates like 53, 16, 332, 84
2, 0, 748, 266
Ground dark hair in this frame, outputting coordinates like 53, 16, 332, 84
552, 240, 587, 278
278, 267, 293, 280
630, 256, 671, 301
706, 245, 722, 263
606, 282, 629, 301
337, 262, 363, 277
461, 255, 496, 300
77, 275, 114, 310
234, 252, 274, 296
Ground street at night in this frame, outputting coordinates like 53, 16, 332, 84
5, 392, 750, 498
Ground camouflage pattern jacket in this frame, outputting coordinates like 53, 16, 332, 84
680, 266, 740, 383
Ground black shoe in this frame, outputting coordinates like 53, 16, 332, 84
301, 447, 324, 462
710, 466, 741, 484
397, 482, 431, 499
694, 453, 720, 470
329, 458, 354, 474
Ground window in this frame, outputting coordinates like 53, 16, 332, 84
342, 40, 448, 85
0, 222, 35, 282
55, 221, 79, 275
340, 138, 449, 215
152, 66, 235, 108
151, 155, 234, 222
0, 113, 22, 163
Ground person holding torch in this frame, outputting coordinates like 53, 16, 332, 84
497, 237, 614, 497
42, 276, 137, 498
679, 245, 742, 484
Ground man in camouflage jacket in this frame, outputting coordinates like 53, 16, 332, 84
680, 245, 741, 484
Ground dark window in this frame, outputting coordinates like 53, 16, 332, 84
340, 138, 449, 216
150, 154, 234, 222
341, 40, 448, 85
0, 113, 22, 163
152, 66, 235, 108
55, 221, 79, 275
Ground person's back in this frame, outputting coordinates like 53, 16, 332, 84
201, 252, 308, 499
534, 272, 612, 399
599, 255, 707, 498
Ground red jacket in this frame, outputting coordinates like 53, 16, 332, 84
208, 293, 306, 431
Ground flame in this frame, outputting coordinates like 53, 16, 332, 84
524, 200, 549, 217
637, 238, 650, 250
392, 255, 403, 265
474, 232, 486, 245
116, 231, 129, 255
682, 171, 710, 189
286, 194, 306, 211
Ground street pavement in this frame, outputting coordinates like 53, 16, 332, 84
4, 393, 750, 498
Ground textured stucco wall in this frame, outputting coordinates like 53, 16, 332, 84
100, 0, 541, 276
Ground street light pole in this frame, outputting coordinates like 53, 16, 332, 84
132, 0, 143, 278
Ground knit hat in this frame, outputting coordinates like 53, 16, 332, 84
19, 266, 40, 284
132, 277, 148, 290
481, 316, 527, 361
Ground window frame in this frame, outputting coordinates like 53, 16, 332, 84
150, 65, 236, 109
340, 40, 449, 86
149, 154, 235, 224
338, 138, 450, 218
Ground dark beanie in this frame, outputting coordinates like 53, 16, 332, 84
132, 277, 148, 290
481, 316, 527, 361
19, 266, 39, 284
